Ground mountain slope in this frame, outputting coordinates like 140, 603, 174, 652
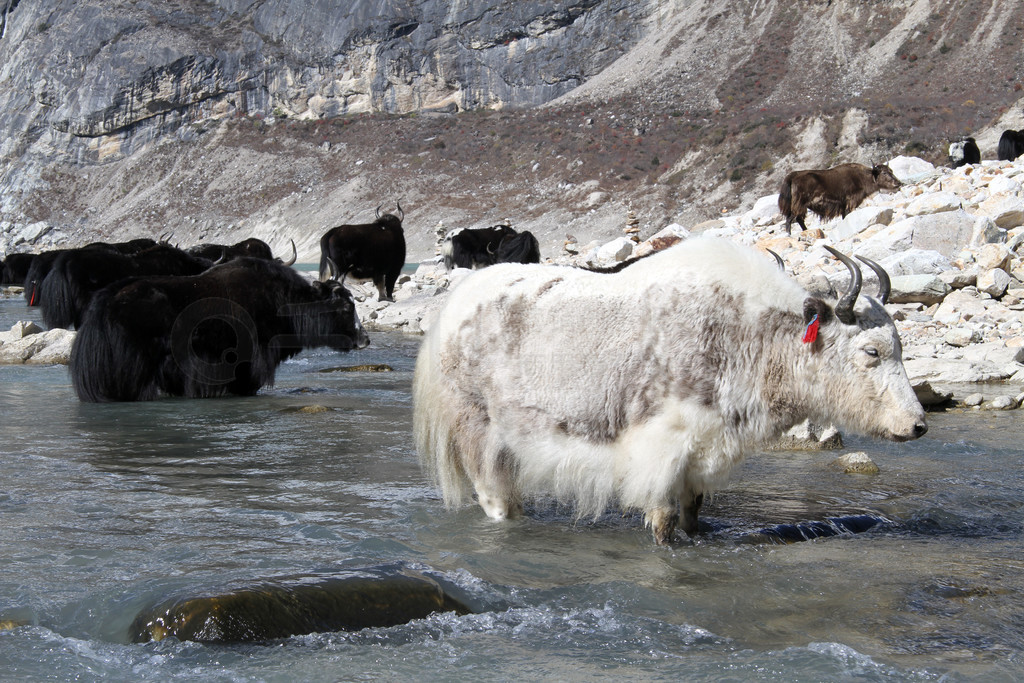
1, 0, 1022, 260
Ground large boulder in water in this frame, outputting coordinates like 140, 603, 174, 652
130, 566, 473, 643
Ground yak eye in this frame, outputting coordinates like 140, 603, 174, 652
864, 347, 879, 358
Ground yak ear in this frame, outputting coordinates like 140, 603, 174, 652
801, 297, 833, 344
803, 297, 833, 325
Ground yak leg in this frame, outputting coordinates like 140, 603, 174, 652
373, 277, 394, 302
470, 437, 521, 521
383, 268, 401, 301
679, 490, 704, 537
646, 504, 679, 545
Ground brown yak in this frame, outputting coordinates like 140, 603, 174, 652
778, 162, 902, 234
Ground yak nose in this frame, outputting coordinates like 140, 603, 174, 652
355, 328, 371, 349
912, 421, 928, 439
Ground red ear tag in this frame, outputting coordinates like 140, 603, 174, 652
802, 314, 819, 344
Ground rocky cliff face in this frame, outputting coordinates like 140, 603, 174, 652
1, 0, 1023, 260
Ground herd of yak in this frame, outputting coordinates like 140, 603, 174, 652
0, 128, 1021, 403
0, 207, 541, 403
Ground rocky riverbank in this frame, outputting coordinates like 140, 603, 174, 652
351, 154, 1024, 411
5, 154, 1024, 412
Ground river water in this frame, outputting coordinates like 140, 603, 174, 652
1, 292, 1023, 681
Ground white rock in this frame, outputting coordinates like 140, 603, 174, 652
9, 321, 43, 338
943, 327, 981, 347
989, 395, 1019, 410
902, 210, 977, 258
595, 237, 635, 263
831, 206, 894, 241
937, 268, 977, 289
887, 155, 935, 183
12, 221, 50, 245
978, 194, 1024, 229
977, 268, 1011, 298
974, 243, 1012, 271
905, 191, 962, 216
744, 194, 781, 225
964, 393, 985, 406
933, 289, 990, 324
831, 452, 880, 475
988, 175, 1022, 196
878, 249, 951, 277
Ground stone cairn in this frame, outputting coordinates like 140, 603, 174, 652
624, 211, 641, 243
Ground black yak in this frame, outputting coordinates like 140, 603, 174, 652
70, 258, 369, 402
319, 204, 406, 301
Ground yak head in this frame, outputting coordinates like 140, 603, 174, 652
800, 247, 926, 443
871, 163, 902, 192
298, 264, 370, 351
374, 201, 405, 232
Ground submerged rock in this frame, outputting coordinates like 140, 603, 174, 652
738, 514, 888, 545
130, 567, 473, 644
830, 452, 880, 475
318, 364, 395, 373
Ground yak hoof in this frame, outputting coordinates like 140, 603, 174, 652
648, 508, 679, 545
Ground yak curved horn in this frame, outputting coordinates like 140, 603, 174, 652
325, 256, 340, 281
375, 204, 383, 219
824, 245, 862, 325
213, 249, 229, 265
281, 239, 297, 266
396, 199, 404, 222
158, 232, 172, 244
856, 255, 891, 305
486, 241, 496, 254
766, 249, 785, 271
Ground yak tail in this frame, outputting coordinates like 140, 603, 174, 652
39, 268, 77, 330
997, 130, 1023, 162
777, 173, 794, 217
70, 295, 159, 402
439, 234, 455, 271
412, 322, 471, 508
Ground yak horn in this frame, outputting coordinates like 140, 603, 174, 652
856, 255, 891, 305
824, 245, 861, 325
766, 249, 785, 271
375, 204, 383, 219
396, 199, 404, 222
281, 239, 297, 266
325, 256, 340, 281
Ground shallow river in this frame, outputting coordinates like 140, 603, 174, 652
1, 293, 1022, 681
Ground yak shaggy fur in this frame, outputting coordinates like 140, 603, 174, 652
413, 237, 926, 543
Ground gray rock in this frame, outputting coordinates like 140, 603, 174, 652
963, 393, 985, 407
970, 216, 1008, 246
909, 210, 980, 258
878, 248, 952, 277
913, 380, 953, 407
769, 420, 843, 451
889, 274, 950, 305
938, 268, 978, 289
943, 327, 981, 347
